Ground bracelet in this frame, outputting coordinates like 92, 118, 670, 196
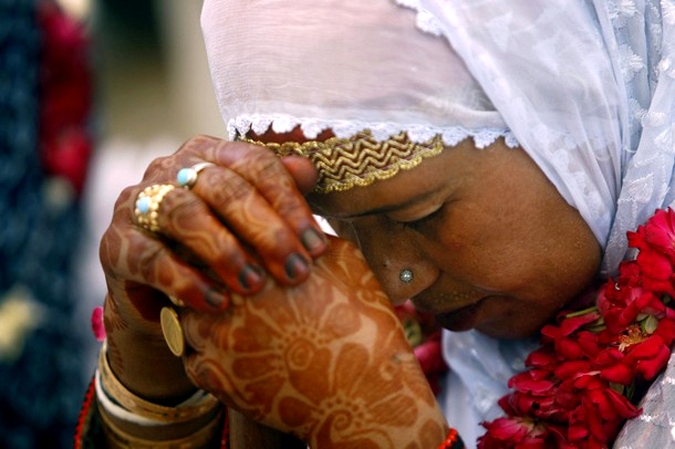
97, 341, 220, 424
97, 399, 224, 449
438, 427, 463, 449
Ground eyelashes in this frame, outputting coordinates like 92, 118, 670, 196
396, 204, 445, 231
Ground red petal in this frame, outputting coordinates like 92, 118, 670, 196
636, 345, 671, 380
600, 363, 634, 384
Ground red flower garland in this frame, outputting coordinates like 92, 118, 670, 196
478, 208, 675, 448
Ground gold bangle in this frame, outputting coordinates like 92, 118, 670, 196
98, 342, 219, 424
97, 399, 223, 449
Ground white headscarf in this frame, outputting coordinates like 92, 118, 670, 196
201, 1, 675, 445
411, 0, 675, 277
202, 0, 675, 276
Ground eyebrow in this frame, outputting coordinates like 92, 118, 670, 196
325, 188, 439, 220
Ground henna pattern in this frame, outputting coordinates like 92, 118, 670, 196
182, 238, 446, 448
98, 135, 326, 405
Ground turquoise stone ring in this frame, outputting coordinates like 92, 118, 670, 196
176, 162, 215, 189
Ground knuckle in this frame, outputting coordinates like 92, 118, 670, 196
257, 157, 287, 179
211, 237, 244, 270
142, 155, 173, 181
136, 242, 168, 280
214, 245, 245, 272
212, 170, 253, 205
115, 185, 139, 212
179, 135, 220, 160
275, 196, 308, 218
164, 191, 207, 224
234, 145, 285, 176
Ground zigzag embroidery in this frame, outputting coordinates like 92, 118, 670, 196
240, 130, 445, 193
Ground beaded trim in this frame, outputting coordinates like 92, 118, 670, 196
239, 130, 445, 193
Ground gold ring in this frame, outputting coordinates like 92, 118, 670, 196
134, 184, 175, 233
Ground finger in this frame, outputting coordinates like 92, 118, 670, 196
150, 186, 268, 295
189, 161, 318, 286
280, 155, 319, 195
102, 227, 231, 313
180, 310, 210, 353
181, 313, 237, 404
211, 141, 328, 259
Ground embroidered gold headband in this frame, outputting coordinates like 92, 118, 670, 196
239, 130, 445, 193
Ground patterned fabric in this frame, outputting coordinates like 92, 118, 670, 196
240, 131, 447, 193
403, 0, 675, 274
615, 351, 675, 447
407, 0, 675, 446
0, 1, 92, 448
411, 0, 675, 278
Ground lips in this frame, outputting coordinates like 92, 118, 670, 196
410, 293, 484, 332
434, 302, 481, 331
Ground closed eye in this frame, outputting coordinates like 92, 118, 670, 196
396, 204, 444, 231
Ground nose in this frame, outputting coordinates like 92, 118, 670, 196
348, 218, 436, 305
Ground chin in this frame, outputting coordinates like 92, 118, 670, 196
474, 317, 546, 340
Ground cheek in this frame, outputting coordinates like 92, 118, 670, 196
421, 207, 553, 297
421, 207, 498, 281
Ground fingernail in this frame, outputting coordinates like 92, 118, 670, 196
238, 264, 264, 292
301, 228, 326, 254
205, 288, 229, 309
285, 253, 309, 281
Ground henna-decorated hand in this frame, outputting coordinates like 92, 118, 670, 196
181, 237, 448, 448
99, 135, 327, 401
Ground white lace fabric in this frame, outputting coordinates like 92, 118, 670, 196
409, 0, 675, 277
202, 0, 675, 446
413, 0, 675, 446
200, 0, 516, 150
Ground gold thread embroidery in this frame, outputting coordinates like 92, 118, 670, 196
239, 130, 445, 193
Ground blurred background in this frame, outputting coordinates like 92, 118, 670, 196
0, 0, 223, 447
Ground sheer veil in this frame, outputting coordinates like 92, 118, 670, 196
406, 1, 675, 445
410, 0, 675, 276
202, 1, 675, 445
200, 1, 519, 149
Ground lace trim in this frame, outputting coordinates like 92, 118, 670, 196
392, 0, 443, 36
228, 114, 519, 150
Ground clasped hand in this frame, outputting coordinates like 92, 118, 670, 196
99, 136, 445, 447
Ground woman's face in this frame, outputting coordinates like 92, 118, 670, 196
306, 137, 602, 339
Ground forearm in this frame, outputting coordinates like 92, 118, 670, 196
99, 293, 223, 446
104, 306, 195, 403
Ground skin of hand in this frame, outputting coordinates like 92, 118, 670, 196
100, 135, 326, 403
181, 236, 448, 448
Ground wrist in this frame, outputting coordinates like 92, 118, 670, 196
104, 297, 195, 403
95, 341, 224, 447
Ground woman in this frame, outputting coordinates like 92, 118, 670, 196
77, 0, 675, 448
